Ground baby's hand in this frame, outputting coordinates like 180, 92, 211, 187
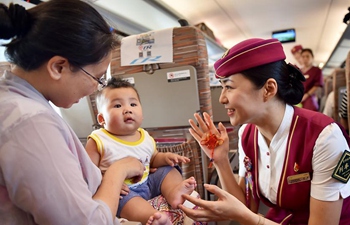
149, 167, 158, 173
165, 152, 190, 167
120, 183, 130, 199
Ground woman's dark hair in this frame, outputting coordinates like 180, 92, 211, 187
241, 60, 305, 105
301, 48, 314, 57
0, 0, 119, 71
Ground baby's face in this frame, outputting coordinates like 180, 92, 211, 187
100, 87, 143, 136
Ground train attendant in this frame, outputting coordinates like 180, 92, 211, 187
291, 44, 303, 68
179, 38, 350, 225
300, 48, 324, 111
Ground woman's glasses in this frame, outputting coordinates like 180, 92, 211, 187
79, 66, 107, 91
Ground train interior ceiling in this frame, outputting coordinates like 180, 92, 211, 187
2, 0, 350, 73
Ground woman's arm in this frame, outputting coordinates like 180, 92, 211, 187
302, 86, 320, 102
1, 114, 144, 225
302, 67, 323, 102
308, 197, 343, 225
307, 123, 349, 224
93, 157, 145, 216
306, 86, 319, 96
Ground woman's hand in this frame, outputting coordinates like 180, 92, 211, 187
188, 112, 230, 164
109, 156, 145, 180
178, 184, 251, 222
94, 157, 145, 216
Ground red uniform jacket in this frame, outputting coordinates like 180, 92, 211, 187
302, 66, 323, 111
241, 107, 350, 224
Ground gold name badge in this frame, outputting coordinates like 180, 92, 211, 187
332, 150, 350, 183
287, 172, 310, 185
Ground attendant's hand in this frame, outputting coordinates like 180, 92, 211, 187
189, 112, 230, 163
164, 152, 190, 167
178, 184, 250, 222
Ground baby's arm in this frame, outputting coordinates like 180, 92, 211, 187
151, 151, 190, 168
85, 138, 101, 167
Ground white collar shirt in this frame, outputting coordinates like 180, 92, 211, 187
238, 104, 350, 204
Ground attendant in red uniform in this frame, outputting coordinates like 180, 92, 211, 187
291, 44, 303, 68
300, 48, 323, 111
178, 38, 350, 225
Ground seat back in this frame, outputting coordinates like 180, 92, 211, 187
110, 26, 211, 116
324, 75, 333, 98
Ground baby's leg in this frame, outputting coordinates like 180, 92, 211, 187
146, 212, 172, 225
161, 168, 196, 209
120, 197, 171, 225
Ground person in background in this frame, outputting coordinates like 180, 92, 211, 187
300, 48, 324, 111
291, 44, 303, 68
322, 90, 335, 118
0, 1, 146, 224
339, 90, 349, 134
320, 75, 333, 116
86, 77, 196, 225
178, 38, 350, 225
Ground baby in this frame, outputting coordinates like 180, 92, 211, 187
86, 77, 196, 224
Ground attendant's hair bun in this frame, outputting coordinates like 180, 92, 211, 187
0, 3, 31, 40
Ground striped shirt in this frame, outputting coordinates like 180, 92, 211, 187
339, 90, 348, 119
